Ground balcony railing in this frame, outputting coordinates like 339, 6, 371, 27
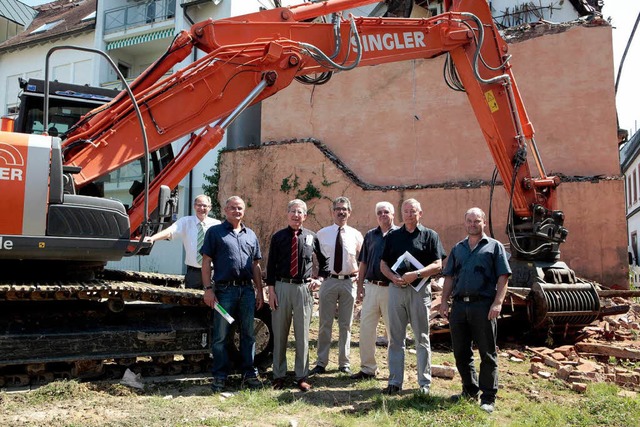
104, 0, 176, 34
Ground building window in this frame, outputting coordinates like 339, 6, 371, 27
30, 20, 64, 35
634, 170, 638, 203
630, 176, 633, 207
117, 62, 131, 79
632, 232, 638, 266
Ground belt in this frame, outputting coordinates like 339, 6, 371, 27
454, 295, 489, 303
215, 280, 252, 286
277, 277, 307, 284
187, 266, 201, 271
365, 280, 389, 287
329, 273, 357, 280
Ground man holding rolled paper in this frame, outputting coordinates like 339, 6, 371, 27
201, 196, 264, 393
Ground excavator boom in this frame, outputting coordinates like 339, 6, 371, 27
59, 0, 563, 259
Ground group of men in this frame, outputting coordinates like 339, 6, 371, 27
148, 194, 511, 413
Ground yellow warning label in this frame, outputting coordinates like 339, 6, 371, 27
485, 90, 499, 113
38, 242, 45, 248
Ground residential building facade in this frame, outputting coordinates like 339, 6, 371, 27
620, 129, 640, 287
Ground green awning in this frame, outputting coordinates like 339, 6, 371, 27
105, 28, 174, 50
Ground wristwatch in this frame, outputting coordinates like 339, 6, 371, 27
204, 286, 213, 291
416, 271, 422, 278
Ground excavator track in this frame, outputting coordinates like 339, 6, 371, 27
0, 270, 273, 388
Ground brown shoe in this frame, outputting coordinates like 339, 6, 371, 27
297, 378, 311, 392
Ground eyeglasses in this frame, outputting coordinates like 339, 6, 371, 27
195, 204, 211, 208
377, 210, 391, 216
333, 207, 349, 212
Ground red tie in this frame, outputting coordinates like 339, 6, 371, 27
290, 229, 299, 278
334, 227, 343, 274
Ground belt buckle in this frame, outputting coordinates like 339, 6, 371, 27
462, 296, 471, 302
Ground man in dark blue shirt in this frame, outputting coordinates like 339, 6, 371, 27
351, 201, 398, 380
440, 207, 511, 414
201, 196, 264, 392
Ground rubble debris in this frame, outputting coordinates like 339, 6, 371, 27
432, 364, 457, 379
517, 294, 640, 391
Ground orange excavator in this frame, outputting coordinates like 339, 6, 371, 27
0, 0, 611, 384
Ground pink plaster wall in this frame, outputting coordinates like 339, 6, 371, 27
219, 143, 628, 287
261, 26, 619, 185
218, 24, 627, 287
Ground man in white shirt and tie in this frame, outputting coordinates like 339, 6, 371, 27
146, 194, 220, 289
310, 196, 363, 375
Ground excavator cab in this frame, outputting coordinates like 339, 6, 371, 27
0, 78, 176, 275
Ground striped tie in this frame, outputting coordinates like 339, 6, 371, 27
196, 222, 204, 265
290, 229, 299, 278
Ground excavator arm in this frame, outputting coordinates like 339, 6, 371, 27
61, 0, 566, 260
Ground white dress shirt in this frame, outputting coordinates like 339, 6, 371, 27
317, 223, 363, 275
165, 215, 220, 267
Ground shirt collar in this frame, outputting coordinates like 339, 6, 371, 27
464, 234, 489, 248
288, 225, 304, 235
222, 220, 245, 232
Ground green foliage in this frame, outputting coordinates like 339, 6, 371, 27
202, 150, 224, 219
280, 173, 299, 194
320, 164, 337, 187
296, 179, 322, 201
280, 172, 324, 202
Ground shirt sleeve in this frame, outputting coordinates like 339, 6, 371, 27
200, 224, 219, 258
314, 234, 329, 278
494, 242, 512, 276
266, 233, 278, 286
442, 246, 456, 276
253, 231, 262, 261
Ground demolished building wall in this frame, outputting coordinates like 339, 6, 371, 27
219, 23, 628, 287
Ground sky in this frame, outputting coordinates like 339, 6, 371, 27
603, 0, 640, 135
20, 0, 639, 134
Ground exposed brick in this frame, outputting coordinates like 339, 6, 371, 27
431, 364, 457, 379
572, 382, 588, 393
556, 365, 574, 381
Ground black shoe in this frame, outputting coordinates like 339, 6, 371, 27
350, 370, 375, 380
338, 366, 351, 374
382, 384, 401, 395
272, 378, 286, 390
309, 365, 326, 375
210, 378, 225, 393
243, 376, 263, 390
450, 392, 480, 403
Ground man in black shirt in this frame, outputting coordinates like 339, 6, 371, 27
266, 199, 326, 392
380, 198, 446, 396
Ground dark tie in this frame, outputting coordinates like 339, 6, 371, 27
290, 230, 299, 278
334, 226, 343, 274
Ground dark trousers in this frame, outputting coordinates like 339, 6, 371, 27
449, 299, 498, 403
185, 266, 203, 289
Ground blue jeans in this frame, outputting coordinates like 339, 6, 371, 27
211, 284, 257, 380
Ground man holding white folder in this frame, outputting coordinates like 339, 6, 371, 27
380, 198, 446, 396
